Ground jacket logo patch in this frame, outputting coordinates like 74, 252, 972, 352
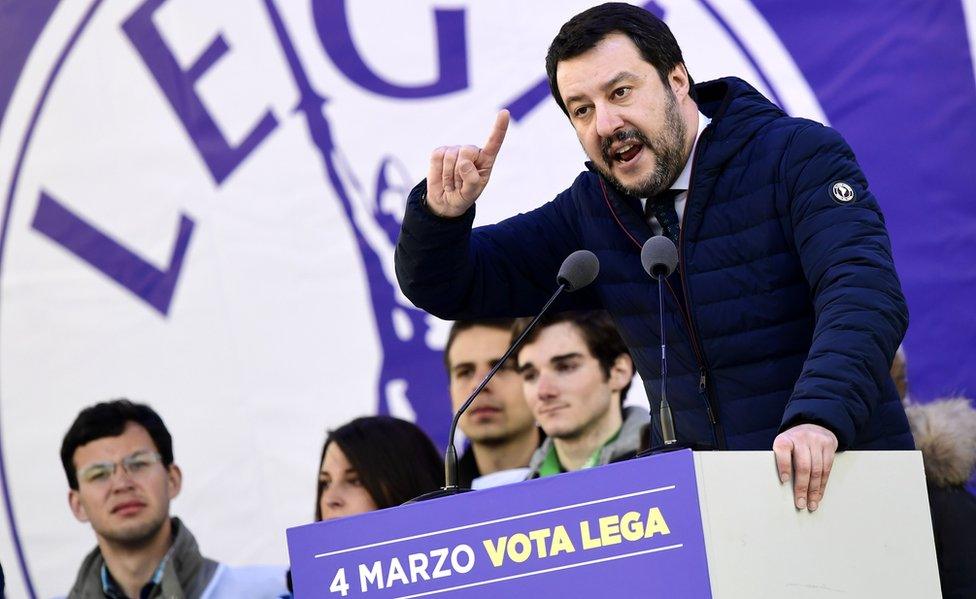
831, 181, 856, 204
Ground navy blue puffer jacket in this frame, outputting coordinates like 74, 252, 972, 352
396, 77, 913, 451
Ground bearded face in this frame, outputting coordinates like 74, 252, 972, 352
556, 34, 694, 200
594, 88, 688, 198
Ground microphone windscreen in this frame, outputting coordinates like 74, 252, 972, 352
557, 250, 600, 292
641, 236, 678, 278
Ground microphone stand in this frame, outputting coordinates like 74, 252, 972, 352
637, 264, 699, 457
656, 269, 677, 448
408, 284, 568, 502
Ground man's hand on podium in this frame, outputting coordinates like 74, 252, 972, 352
772, 423, 839, 512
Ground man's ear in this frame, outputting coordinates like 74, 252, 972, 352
668, 64, 691, 99
609, 354, 635, 392
68, 489, 89, 523
166, 464, 183, 500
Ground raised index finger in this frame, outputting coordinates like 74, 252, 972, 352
482, 109, 510, 159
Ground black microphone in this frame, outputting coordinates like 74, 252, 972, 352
641, 236, 678, 280
410, 250, 600, 502
640, 236, 679, 448
557, 250, 601, 291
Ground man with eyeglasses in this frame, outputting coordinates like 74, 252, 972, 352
61, 399, 287, 598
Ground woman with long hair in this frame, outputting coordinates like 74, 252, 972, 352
288, 416, 443, 594
315, 416, 443, 520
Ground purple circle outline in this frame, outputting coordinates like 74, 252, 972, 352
698, 0, 786, 109
0, 1, 105, 595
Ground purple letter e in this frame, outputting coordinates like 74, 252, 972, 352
122, 0, 278, 185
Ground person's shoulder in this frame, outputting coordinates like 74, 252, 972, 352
533, 169, 602, 218
753, 113, 836, 149
558, 168, 601, 198
202, 563, 290, 599
761, 117, 853, 172
613, 406, 651, 454
553, 168, 607, 212
906, 397, 976, 488
526, 437, 554, 477
622, 404, 651, 426
64, 544, 103, 598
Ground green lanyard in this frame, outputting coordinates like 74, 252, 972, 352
537, 428, 621, 477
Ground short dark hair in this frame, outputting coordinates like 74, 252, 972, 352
443, 319, 517, 372
513, 310, 633, 401
545, 2, 694, 115
60, 399, 174, 490
316, 416, 443, 520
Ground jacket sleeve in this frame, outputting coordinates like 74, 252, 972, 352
779, 124, 908, 449
394, 177, 600, 319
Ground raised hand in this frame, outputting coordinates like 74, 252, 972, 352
426, 110, 510, 218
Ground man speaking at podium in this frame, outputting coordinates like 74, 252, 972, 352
395, 3, 913, 512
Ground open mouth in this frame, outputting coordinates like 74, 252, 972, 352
613, 143, 643, 163
602, 129, 649, 168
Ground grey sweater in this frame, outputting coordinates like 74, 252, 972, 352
526, 405, 649, 478
68, 518, 219, 599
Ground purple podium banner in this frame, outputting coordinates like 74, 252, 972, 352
287, 450, 710, 598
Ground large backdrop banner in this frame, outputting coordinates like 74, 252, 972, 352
1, 0, 974, 596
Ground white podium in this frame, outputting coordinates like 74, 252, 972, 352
694, 451, 940, 598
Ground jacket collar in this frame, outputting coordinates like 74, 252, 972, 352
584, 163, 649, 251
69, 517, 217, 598
693, 77, 786, 168
527, 405, 650, 476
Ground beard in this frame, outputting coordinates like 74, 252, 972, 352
100, 510, 169, 550
594, 90, 688, 198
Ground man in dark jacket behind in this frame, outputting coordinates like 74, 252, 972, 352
395, 2, 913, 512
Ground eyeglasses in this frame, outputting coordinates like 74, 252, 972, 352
76, 451, 163, 485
